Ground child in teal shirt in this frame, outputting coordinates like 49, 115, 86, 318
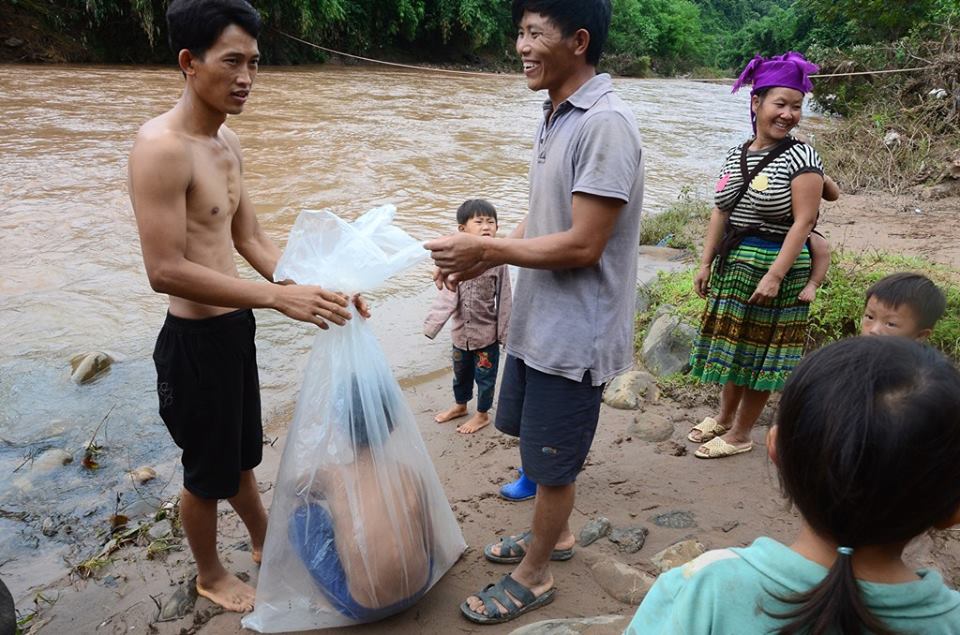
629, 336, 960, 634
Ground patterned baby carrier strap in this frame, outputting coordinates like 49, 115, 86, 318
713, 137, 801, 276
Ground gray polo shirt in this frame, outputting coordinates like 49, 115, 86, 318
506, 73, 644, 386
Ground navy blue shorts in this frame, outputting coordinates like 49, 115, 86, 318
494, 355, 604, 487
153, 309, 263, 499
290, 503, 431, 622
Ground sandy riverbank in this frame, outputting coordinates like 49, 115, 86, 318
12, 188, 960, 634
18, 369, 960, 635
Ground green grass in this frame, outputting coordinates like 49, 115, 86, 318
636, 250, 960, 359
639, 188, 712, 251
808, 251, 960, 358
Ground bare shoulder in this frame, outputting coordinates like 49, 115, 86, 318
219, 124, 243, 160
130, 114, 191, 175
128, 113, 193, 211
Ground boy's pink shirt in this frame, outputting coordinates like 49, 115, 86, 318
423, 264, 512, 350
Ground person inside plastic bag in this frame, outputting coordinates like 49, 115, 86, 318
289, 376, 434, 622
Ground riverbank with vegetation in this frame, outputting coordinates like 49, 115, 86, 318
628, 1, 960, 368
637, 187, 960, 370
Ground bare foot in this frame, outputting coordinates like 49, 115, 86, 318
435, 404, 468, 423
252, 548, 262, 566
718, 430, 753, 448
687, 416, 729, 443
457, 412, 490, 434
196, 571, 256, 613
798, 284, 817, 303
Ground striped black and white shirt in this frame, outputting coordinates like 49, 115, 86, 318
713, 139, 824, 236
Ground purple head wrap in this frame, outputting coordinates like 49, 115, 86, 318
732, 52, 819, 133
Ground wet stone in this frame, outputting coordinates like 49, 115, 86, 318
579, 517, 612, 547
651, 539, 706, 573
651, 510, 696, 529
602, 371, 659, 410
32, 448, 73, 472
627, 414, 673, 443
70, 351, 113, 385
41, 516, 58, 537
158, 578, 197, 622
129, 466, 156, 484
608, 526, 648, 553
148, 519, 173, 541
641, 307, 698, 377
585, 553, 657, 605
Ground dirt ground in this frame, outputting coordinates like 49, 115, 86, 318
818, 189, 960, 270
13, 188, 960, 635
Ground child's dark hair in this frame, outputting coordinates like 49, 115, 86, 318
512, 0, 611, 66
347, 376, 395, 449
166, 0, 261, 58
865, 272, 947, 330
771, 336, 960, 635
456, 199, 498, 226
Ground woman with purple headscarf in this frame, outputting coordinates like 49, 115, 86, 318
686, 52, 827, 459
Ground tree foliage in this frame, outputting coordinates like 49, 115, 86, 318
13, 0, 960, 71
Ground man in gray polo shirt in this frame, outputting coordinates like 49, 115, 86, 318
427, 0, 643, 624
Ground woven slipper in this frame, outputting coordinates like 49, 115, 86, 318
687, 417, 730, 443
694, 436, 753, 459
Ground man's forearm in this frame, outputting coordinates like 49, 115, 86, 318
236, 231, 282, 281
481, 230, 600, 270
148, 258, 281, 309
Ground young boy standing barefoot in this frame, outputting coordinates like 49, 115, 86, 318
424, 200, 512, 434
129, 0, 363, 613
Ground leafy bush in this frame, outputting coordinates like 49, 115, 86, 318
636, 250, 960, 359
809, 25, 960, 191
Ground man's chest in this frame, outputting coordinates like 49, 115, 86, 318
186, 142, 242, 224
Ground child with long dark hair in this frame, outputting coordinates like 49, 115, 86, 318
629, 336, 960, 634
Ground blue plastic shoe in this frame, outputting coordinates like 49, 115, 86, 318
499, 468, 536, 502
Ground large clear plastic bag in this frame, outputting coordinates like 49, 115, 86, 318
243, 205, 466, 632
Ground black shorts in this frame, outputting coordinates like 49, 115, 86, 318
494, 355, 604, 487
153, 309, 263, 499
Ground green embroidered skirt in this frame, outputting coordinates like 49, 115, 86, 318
689, 236, 811, 392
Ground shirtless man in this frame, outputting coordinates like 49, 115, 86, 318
128, 0, 365, 613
